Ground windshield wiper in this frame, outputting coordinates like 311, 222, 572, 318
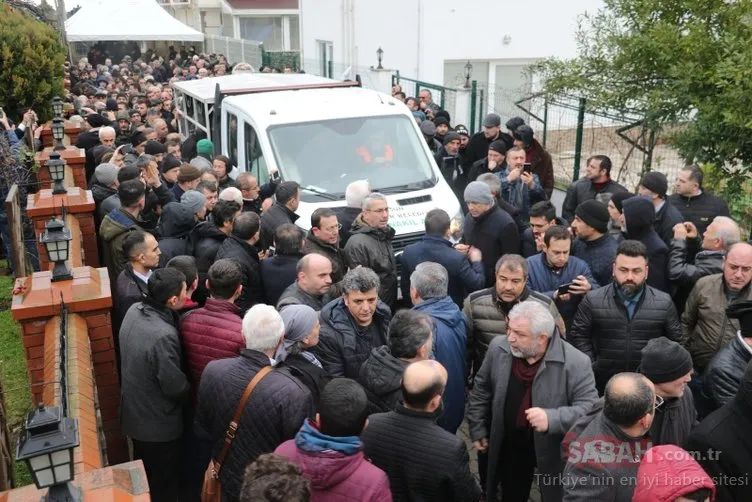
302, 185, 341, 201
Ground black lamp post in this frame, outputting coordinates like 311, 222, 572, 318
51, 118, 66, 151
464, 60, 473, 88
52, 97, 64, 119
40, 217, 73, 282
47, 151, 67, 194
15, 404, 80, 501
376, 47, 384, 70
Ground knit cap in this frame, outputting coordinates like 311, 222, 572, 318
463, 181, 494, 205
180, 190, 206, 215
575, 200, 610, 234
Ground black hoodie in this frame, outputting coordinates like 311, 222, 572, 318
157, 202, 197, 265
622, 196, 669, 293
357, 346, 408, 415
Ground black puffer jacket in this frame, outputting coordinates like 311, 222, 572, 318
344, 217, 397, 309
157, 202, 197, 266
669, 239, 724, 314
568, 282, 683, 391
276, 282, 327, 311
669, 191, 730, 236
313, 297, 391, 379
91, 183, 117, 226
357, 346, 408, 415
215, 235, 264, 313
704, 332, 752, 410
462, 204, 520, 287
654, 201, 685, 246
623, 196, 670, 292
361, 404, 481, 502
467, 157, 505, 184
190, 222, 229, 305
562, 177, 628, 223
195, 350, 313, 502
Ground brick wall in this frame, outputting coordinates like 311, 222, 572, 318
35, 148, 87, 192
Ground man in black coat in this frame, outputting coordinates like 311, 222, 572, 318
358, 310, 433, 414
334, 180, 370, 247
191, 200, 240, 305
461, 181, 520, 287
259, 181, 300, 250
313, 267, 392, 379
361, 360, 481, 502
568, 240, 683, 393
195, 304, 313, 502
466, 140, 507, 184
156, 195, 203, 266
686, 360, 752, 502
521, 200, 566, 258
670, 165, 730, 238
215, 212, 265, 314
461, 113, 513, 174
622, 196, 670, 292
261, 223, 305, 306
277, 253, 333, 311
302, 208, 347, 294
571, 200, 619, 288
562, 155, 628, 223
400, 209, 485, 307
637, 171, 684, 246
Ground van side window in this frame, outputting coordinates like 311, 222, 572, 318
244, 122, 268, 180
227, 112, 238, 167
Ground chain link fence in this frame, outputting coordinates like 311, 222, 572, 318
204, 35, 262, 69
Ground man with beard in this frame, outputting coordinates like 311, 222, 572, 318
467, 140, 507, 184
569, 240, 683, 393
434, 131, 465, 201
461, 113, 514, 173
562, 155, 628, 223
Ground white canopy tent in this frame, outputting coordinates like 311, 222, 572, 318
65, 0, 204, 42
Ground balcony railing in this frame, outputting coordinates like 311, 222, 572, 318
157, 0, 192, 7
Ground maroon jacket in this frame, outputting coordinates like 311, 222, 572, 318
275, 439, 392, 502
180, 298, 244, 390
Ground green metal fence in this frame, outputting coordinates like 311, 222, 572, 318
391, 72, 460, 128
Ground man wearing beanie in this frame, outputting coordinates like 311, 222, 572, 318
639, 337, 696, 446
607, 191, 634, 237
420, 120, 441, 154
638, 171, 684, 246
434, 131, 465, 199
467, 140, 507, 183
454, 124, 470, 159
144, 140, 166, 163
170, 163, 202, 201
195, 138, 213, 161
461, 181, 520, 286
571, 200, 619, 287
562, 154, 628, 223
181, 190, 208, 221
462, 113, 514, 174
704, 300, 752, 410
160, 154, 182, 189
622, 196, 670, 292
433, 116, 450, 144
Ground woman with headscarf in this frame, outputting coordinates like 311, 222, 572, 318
276, 305, 329, 405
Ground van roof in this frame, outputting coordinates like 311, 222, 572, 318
172, 73, 343, 101
223, 87, 406, 126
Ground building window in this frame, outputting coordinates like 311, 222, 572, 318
289, 15, 300, 52
239, 16, 284, 50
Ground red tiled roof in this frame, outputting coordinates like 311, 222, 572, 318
226, 0, 298, 9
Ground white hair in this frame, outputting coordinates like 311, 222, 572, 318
98, 126, 116, 139
362, 192, 387, 210
219, 186, 243, 206
410, 262, 448, 299
712, 216, 741, 248
232, 62, 256, 74
345, 180, 370, 208
242, 304, 285, 352
508, 300, 555, 338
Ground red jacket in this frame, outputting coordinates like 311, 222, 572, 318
180, 298, 244, 390
633, 444, 716, 502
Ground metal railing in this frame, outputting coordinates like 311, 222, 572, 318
204, 35, 263, 68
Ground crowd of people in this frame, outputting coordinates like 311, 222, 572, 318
1, 47, 752, 502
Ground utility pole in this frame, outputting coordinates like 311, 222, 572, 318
54, 0, 68, 46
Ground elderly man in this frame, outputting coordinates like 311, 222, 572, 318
410, 262, 469, 433
461, 181, 520, 286
336, 180, 370, 246
468, 300, 597, 501
277, 253, 333, 311
500, 146, 546, 223
562, 373, 658, 502
400, 208, 485, 307
314, 267, 392, 379
345, 192, 397, 309
196, 304, 313, 501
303, 208, 347, 292
235, 172, 277, 214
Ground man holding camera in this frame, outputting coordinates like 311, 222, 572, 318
499, 146, 546, 225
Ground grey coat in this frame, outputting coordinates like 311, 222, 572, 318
119, 298, 190, 442
466, 331, 598, 502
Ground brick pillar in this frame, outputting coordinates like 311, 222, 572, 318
11, 266, 127, 465
36, 147, 88, 191
26, 187, 99, 269
39, 121, 81, 149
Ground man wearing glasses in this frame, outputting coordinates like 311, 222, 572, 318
303, 208, 347, 296
562, 373, 661, 502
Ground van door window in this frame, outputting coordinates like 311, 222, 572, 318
227, 111, 238, 167
244, 122, 268, 180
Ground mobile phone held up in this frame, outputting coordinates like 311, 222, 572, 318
557, 282, 574, 296
523, 163, 532, 174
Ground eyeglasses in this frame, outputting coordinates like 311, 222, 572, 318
654, 394, 664, 410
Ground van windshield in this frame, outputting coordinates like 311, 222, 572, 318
267, 115, 437, 200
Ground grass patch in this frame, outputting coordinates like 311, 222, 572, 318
0, 264, 33, 486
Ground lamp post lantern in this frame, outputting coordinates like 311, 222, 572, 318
51, 118, 66, 151
47, 151, 67, 194
52, 97, 64, 119
464, 60, 473, 88
40, 217, 73, 281
376, 47, 384, 70
16, 404, 80, 500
